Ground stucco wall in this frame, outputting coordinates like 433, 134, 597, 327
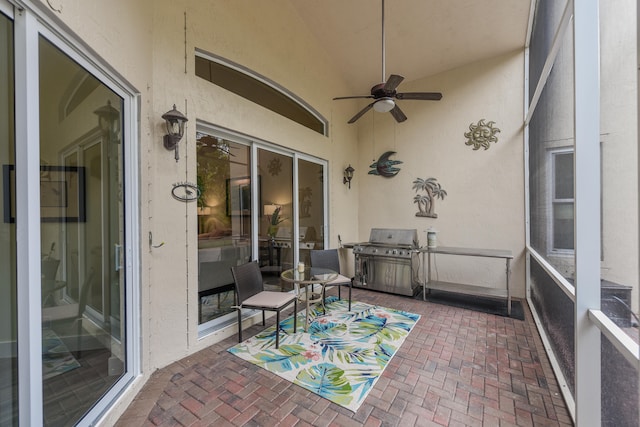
354, 51, 526, 297
600, 0, 639, 304
148, 0, 361, 364
41, 0, 360, 424
41, 3, 527, 381
27, 1, 638, 425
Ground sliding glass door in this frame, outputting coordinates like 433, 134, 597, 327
297, 158, 325, 265
196, 133, 252, 324
258, 149, 293, 288
1, 3, 137, 423
39, 36, 126, 425
196, 127, 328, 332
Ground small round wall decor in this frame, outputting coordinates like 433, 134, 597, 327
464, 119, 501, 150
171, 182, 200, 202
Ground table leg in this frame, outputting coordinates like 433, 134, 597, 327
319, 284, 326, 315
506, 258, 512, 316
425, 252, 432, 300
304, 283, 310, 332
422, 252, 426, 301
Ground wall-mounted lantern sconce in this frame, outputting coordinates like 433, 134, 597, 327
94, 100, 120, 142
343, 164, 355, 189
161, 104, 189, 162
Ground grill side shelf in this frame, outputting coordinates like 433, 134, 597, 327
421, 246, 513, 315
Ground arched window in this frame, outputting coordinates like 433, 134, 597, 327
195, 51, 327, 136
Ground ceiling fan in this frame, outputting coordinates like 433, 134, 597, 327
333, 0, 443, 124
196, 134, 236, 157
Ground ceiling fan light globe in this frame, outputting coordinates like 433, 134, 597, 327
373, 98, 395, 113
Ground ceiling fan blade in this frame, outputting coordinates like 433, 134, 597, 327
348, 102, 375, 124
383, 74, 404, 92
389, 104, 407, 123
333, 95, 375, 100
396, 92, 443, 101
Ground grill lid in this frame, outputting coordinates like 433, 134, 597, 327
368, 228, 418, 248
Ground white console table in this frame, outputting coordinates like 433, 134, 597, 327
421, 246, 514, 315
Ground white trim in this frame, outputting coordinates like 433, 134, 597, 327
123, 93, 142, 374
524, 3, 532, 301
196, 120, 326, 163
527, 295, 576, 421
588, 309, 639, 368
251, 143, 259, 262
251, 146, 260, 264
14, 8, 43, 427
0, 0, 13, 18
573, 0, 601, 424
637, 3, 640, 422
528, 246, 576, 299
323, 162, 329, 249
293, 154, 300, 265
524, 0, 537, 49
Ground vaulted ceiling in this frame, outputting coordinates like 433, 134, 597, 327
290, 0, 532, 93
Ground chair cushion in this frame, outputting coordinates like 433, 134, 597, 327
243, 291, 297, 309
327, 274, 352, 286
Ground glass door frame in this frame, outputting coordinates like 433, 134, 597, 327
196, 122, 328, 338
250, 146, 328, 272
11, 2, 141, 425
294, 153, 329, 257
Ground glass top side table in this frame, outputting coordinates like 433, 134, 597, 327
281, 267, 337, 331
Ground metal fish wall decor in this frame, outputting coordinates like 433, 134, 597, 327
369, 151, 402, 177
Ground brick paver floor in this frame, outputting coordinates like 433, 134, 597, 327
116, 288, 573, 426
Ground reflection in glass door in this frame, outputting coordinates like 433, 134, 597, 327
197, 133, 252, 325
0, 9, 17, 426
258, 150, 293, 289
297, 159, 325, 264
39, 37, 125, 425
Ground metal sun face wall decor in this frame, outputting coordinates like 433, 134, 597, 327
369, 151, 402, 177
464, 119, 501, 150
412, 177, 447, 218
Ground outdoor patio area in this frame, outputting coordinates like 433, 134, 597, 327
116, 287, 572, 426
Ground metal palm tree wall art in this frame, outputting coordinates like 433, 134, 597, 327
464, 119, 501, 150
412, 177, 447, 218
299, 187, 312, 218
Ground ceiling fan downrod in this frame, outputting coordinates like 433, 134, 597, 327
381, 0, 386, 83
331, 0, 443, 124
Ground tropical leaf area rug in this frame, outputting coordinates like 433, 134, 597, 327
228, 296, 420, 412
42, 328, 81, 380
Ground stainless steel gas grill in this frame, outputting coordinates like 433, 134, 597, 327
352, 228, 421, 296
